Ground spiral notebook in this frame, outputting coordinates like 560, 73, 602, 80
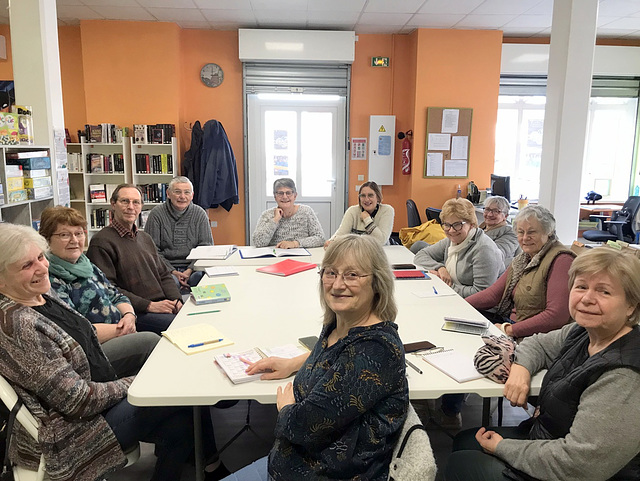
421, 348, 483, 383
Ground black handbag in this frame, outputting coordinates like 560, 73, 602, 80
0, 399, 22, 481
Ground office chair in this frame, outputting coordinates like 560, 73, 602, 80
0, 374, 139, 481
425, 207, 442, 224
582, 196, 640, 243
406, 200, 422, 227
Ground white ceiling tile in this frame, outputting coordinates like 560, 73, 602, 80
598, 27, 640, 37
253, 9, 307, 22
597, 16, 622, 27
457, 14, 516, 28
407, 14, 465, 28
80, 0, 140, 6
523, 0, 553, 15
599, 0, 640, 17
502, 27, 547, 37
250, 0, 308, 11
419, 0, 483, 15
201, 9, 257, 22
355, 24, 407, 34
359, 12, 412, 24
307, 11, 359, 23
176, 20, 212, 29
147, 8, 206, 22
138, 0, 198, 8
194, 0, 253, 9
364, 0, 426, 14
503, 14, 551, 28
89, 6, 155, 21
598, 17, 640, 30
56, 5, 104, 20
308, 0, 365, 12
473, 0, 541, 15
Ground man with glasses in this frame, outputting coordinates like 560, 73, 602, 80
88, 184, 183, 335
252, 177, 325, 248
145, 176, 213, 291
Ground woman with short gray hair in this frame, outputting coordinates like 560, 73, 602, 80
252, 178, 325, 248
466, 205, 576, 338
481, 196, 520, 266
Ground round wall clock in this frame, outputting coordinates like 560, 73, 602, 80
200, 63, 224, 88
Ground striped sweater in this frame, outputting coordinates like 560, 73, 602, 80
251, 204, 325, 247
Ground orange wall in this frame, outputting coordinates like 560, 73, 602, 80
409, 29, 503, 213
0, 25, 13, 81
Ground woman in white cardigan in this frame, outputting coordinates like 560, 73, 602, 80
324, 181, 395, 248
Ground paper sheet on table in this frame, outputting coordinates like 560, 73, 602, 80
426, 152, 443, 176
205, 266, 239, 277
444, 159, 467, 177
412, 288, 457, 298
263, 344, 307, 358
442, 109, 459, 133
428, 133, 451, 150
451, 136, 468, 160
162, 324, 233, 355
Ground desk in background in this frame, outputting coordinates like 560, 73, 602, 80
579, 203, 621, 220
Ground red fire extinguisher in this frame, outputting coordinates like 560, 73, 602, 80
398, 130, 412, 175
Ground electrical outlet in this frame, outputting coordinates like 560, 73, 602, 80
358, 174, 364, 181
210, 221, 217, 228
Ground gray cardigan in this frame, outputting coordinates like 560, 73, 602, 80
413, 228, 504, 298
484, 224, 521, 267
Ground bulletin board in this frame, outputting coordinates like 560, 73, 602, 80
423, 107, 472, 178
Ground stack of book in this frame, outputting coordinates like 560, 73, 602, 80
133, 124, 175, 144
89, 184, 118, 203
134, 153, 173, 174
138, 183, 168, 203
6, 151, 52, 202
83, 124, 126, 143
86, 153, 125, 173
90, 208, 111, 229
67, 152, 83, 172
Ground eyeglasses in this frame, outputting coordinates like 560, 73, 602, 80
275, 190, 295, 197
516, 229, 539, 238
171, 190, 192, 196
51, 231, 86, 241
441, 221, 467, 232
117, 198, 142, 206
320, 268, 372, 285
483, 208, 503, 215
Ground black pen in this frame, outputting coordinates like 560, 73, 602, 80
405, 358, 423, 375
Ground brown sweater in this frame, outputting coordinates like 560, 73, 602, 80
87, 226, 181, 313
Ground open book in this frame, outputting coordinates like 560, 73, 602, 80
162, 324, 233, 355
441, 317, 489, 336
214, 344, 307, 384
239, 247, 310, 259
186, 245, 238, 260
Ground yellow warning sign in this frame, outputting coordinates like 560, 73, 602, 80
378, 125, 386, 132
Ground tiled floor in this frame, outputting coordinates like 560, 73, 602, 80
108, 395, 530, 480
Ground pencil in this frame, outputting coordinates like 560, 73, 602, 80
187, 310, 221, 316
188, 338, 224, 348
405, 358, 423, 375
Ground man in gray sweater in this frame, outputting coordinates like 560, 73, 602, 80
145, 176, 214, 290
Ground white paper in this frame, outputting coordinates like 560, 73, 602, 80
187, 245, 237, 260
444, 159, 467, 177
205, 266, 239, 277
428, 133, 451, 151
426, 152, 443, 176
412, 289, 457, 298
441, 109, 459, 133
451, 136, 468, 160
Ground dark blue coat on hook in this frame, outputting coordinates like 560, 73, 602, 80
183, 119, 239, 212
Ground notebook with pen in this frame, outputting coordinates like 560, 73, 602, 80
214, 344, 307, 384
421, 349, 483, 383
162, 324, 234, 355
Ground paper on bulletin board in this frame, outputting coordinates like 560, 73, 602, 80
428, 133, 451, 151
442, 109, 459, 133
444, 159, 467, 177
426, 153, 443, 176
451, 136, 468, 160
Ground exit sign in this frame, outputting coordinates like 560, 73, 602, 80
371, 57, 390, 67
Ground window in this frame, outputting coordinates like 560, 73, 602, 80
495, 77, 640, 202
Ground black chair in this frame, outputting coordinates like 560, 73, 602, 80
406, 199, 422, 227
582, 196, 640, 243
425, 207, 442, 224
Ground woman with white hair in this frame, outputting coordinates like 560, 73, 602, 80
480, 196, 520, 266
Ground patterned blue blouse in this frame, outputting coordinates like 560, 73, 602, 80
49, 262, 130, 325
268, 320, 408, 480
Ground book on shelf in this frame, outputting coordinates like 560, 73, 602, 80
90, 208, 111, 229
134, 124, 148, 144
88, 154, 103, 173
138, 183, 168, 203
214, 344, 307, 384
6, 150, 48, 159
191, 284, 231, 305
256, 259, 317, 277
421, 348, 483, 383
132, 123, 175, 144
84, 123, 123, 143
187, 245, 238, 260
89, 184, 107, 203
239, 247, 311, 259
151, 128, 164, 144
162, 324, 233, 355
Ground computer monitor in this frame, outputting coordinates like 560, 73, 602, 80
490, 174, 511, 202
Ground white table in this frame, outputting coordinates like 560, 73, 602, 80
129, 250, 543, 479
193, 245, 416, 269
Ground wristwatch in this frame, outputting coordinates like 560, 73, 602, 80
123, 312, 137, 320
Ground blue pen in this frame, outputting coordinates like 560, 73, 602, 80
188, 338, 224, 348
432, 286, 438, 295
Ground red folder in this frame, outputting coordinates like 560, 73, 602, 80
393, 270, 430, 279
256, 259, 317, 277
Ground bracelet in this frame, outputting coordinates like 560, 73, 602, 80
123, 312, 137, 320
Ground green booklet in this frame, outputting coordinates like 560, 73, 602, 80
191, 284, 231, 305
